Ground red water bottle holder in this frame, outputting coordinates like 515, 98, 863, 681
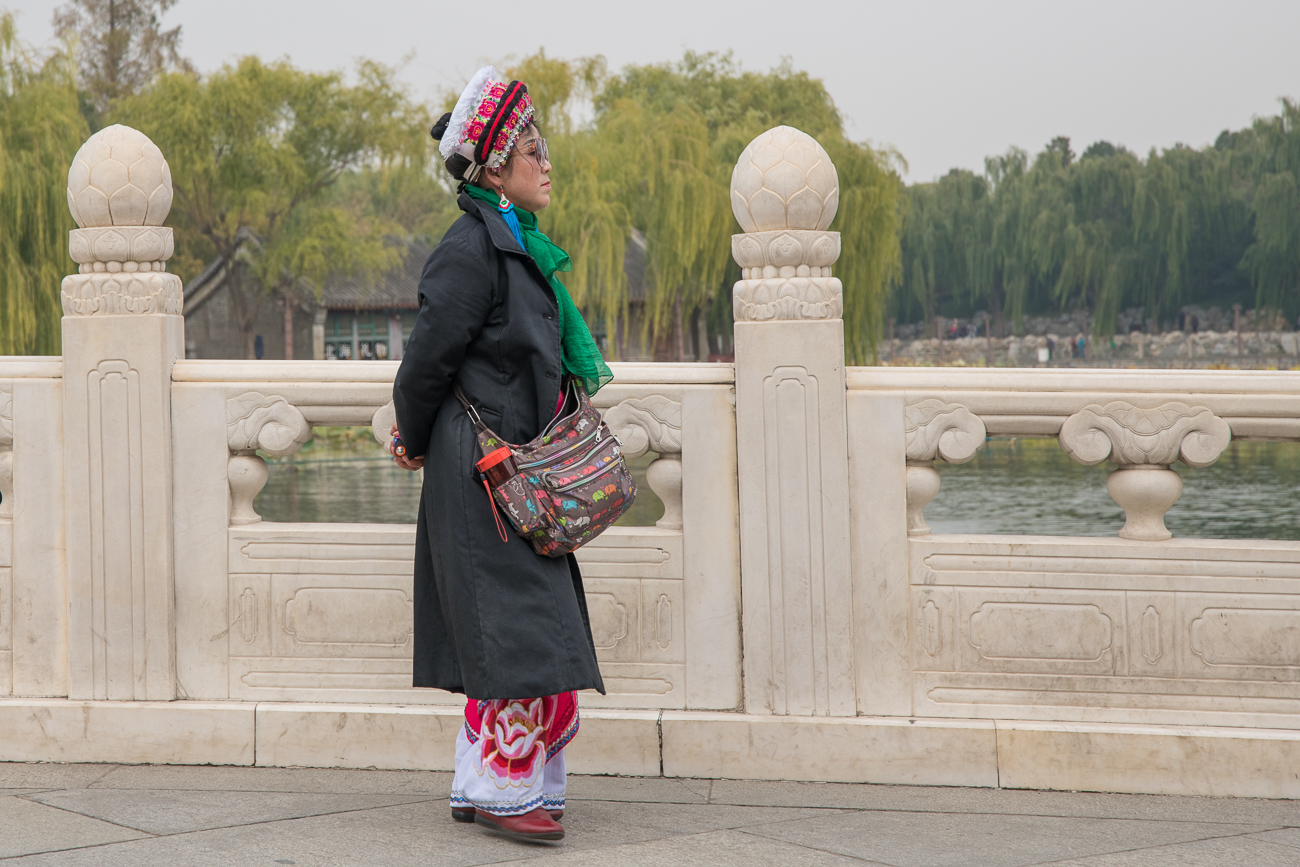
476, 447, 514, 544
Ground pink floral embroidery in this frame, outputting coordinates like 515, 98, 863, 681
474, 698, 547, 787
460, 81, 534, 168
466, 692, 578, 788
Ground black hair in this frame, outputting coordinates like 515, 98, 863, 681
430, 111, 475, 183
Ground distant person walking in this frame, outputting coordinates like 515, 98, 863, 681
388, 66, 612, 844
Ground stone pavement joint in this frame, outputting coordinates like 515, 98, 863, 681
1, 763, 1298, 866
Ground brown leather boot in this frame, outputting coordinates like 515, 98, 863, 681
452, 806, 562, 823
473, 806, 565, 841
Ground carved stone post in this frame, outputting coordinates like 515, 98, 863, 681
0, 391, 13, 520
730, 126, 855, 716
1059, 401, 1231, 541
61, 125, 184, 700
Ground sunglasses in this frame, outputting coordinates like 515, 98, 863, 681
516, 136, 549, 168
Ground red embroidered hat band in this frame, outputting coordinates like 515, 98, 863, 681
431, 66, 535, 182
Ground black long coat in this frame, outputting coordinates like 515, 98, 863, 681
393, 192, 605, 700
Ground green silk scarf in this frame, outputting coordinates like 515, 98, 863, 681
464, 184, 613, 394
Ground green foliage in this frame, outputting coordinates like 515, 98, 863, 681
0, 13, 89, 355
325, 162, 458, 247
897, 99, 1300, 335
506, 51, 903, 361
1241, 98, 1300, 314
897, 126, 1268, 335
112, 56, 432, 356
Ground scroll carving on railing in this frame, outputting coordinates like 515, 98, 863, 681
0, 389, 12, 519
904, 399, 986, 536
1058, 401, 1231, 541
61, 125, 183, 316
603, 395, 683, 530
226, 392, 312, 525
729, 127, 843, 322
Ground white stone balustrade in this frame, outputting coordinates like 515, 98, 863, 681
12, 124, 1300, 798
164, 357, 739, 714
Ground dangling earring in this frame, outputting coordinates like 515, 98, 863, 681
498, 189, 511, 210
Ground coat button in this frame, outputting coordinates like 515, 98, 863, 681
543, 313, 554, 320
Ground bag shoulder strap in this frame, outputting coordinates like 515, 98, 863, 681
452, 383, 488, 434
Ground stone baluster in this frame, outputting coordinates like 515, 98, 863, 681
1059, 401, 1231, 541
603, 396, 683, 530
226, 393, 313, 524
371, 401, 396, 449
903, 400, 986, 535
730, 126, 855, 717
61, 125, 184, 701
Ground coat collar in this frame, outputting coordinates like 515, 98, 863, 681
458, 192, 527, 256
456, 191, 557, 310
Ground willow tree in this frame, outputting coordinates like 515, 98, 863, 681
113, 56, 428, 357
0, 13, 90, 355
608, 101, 732, 355
505, 53, 631, 345
502, 51, 903, 362
1241, 98, 1300, 317
894, 133, 1251, 338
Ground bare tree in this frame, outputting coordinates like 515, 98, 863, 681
53, 0, 191, 115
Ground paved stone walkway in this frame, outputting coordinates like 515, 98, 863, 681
2, 763, 1299, 865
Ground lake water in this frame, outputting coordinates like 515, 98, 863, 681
925, 438, 1300, 540
257, 430, 1300, 540
256, 434, 665, 527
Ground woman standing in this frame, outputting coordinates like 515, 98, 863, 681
389, 67, 612, 843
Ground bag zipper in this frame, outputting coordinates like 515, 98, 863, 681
540, 434, 616, 484
551, 458, 624, 494
541, 381, 579, 439
516, 426, 600, 471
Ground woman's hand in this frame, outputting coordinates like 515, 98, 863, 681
389, 423, 424, 471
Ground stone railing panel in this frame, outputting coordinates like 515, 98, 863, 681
170, 364, 741, 713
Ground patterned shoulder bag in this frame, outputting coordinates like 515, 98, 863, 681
454, 381, 637, 557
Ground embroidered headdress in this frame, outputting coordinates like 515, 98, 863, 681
431, 66, 535, 183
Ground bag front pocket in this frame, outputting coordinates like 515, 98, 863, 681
544, 457, 637, 538
492, 473, 552, 534
542, 436, 624, 491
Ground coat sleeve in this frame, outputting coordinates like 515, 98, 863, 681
392, 237, 496, 458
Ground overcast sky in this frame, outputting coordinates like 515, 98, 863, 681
7, 0, 1299, 181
